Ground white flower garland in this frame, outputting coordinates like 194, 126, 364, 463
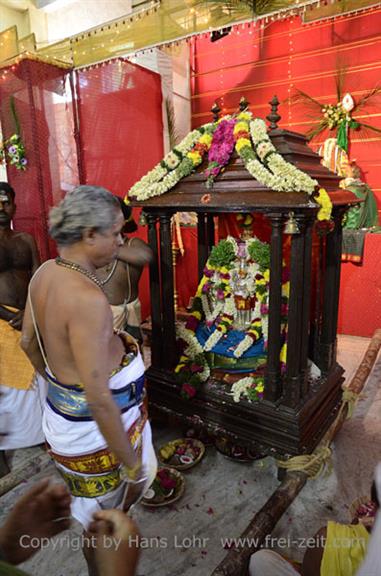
249, 119, 318, 194
233, 299, 262, 358
231, 377, 254, 403
203, 296, 235, 351
201, 294, 223, 323
129, 128, 204, 201
176, 323, 203, 355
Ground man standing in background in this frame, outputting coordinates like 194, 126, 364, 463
0, 182, 44, 477
97, 198, 152, 342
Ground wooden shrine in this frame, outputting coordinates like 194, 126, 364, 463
131, 98, 358, 459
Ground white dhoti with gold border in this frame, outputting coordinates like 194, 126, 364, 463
43, 352, 157, 529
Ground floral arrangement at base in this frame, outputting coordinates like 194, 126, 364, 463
141, 467, 185, 507
231, 375, 265, 403
159, 438, 204, 470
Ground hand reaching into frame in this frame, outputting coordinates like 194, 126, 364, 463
0, 478, 71, 564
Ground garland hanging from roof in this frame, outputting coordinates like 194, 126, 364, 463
127, 110, 318, 203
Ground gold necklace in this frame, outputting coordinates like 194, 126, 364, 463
55, 256, 104, 291
100, 258, 118, 285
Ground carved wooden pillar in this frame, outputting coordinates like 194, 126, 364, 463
283, 215, 308, 407
207, 214, 215, 252
310, 233, 324, 365
146, 212, 162, 368
158, 212, 177, 370
265, 213, 284, 402
319, 208, 345, 372
197, 212, 209, 281
300, 216, 315, 397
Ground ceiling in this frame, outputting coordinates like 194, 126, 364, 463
0, 0, 67, 11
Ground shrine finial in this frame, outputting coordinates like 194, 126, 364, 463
211, 101, 221, 122
266, 95, 281, 130
239, 96, 249, 112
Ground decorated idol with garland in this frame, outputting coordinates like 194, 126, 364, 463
127, 106, 335, 404
175, 235, 290, 402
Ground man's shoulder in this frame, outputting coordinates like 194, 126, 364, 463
13, 231, 36, 244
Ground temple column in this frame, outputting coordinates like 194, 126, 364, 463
197, 212, 210, 281
283, 215, 308, 407
146, 213, 162, 368
300, 216, 315, 397
159, 212, 177, 370
207, 214, 215, 251
265, 213, 284, 402
319, 208, 346, 372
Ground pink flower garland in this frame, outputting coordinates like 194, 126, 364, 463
205, 118, 236, 187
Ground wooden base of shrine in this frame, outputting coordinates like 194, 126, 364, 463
146, 364, 344, 457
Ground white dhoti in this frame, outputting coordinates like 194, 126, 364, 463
0, 309, 46, 449
111, 297, 142, 341
0, 376, 47, 449
43, 352, 157, 529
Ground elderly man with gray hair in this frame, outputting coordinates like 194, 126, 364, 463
21, 185, 157, 574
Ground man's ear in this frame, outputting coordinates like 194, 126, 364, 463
83, 228, 97, 244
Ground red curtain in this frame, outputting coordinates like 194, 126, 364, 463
0, 59, 78, 260
190, 8, 381, 210
75, 58, 164, 318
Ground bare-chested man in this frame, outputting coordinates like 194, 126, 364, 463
97, 199, 152, 342
21, 185, 156, 573
0, 182, 44, 477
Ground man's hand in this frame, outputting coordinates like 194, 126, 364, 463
8, 310, 24, 331
88, 509, 140, 576
122, 479, 147, 512
0, 478, 71, 564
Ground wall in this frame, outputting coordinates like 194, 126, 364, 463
0, 4, 29, 37
189, 7, 381, 337
190, 7, 381, 215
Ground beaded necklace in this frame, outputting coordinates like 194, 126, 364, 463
55, 256, 104, 291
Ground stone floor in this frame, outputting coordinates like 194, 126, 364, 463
1, 334, 380, 576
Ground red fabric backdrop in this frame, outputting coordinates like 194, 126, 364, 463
0, 59, 78, 260
75, 58, 164, 318
184, 7, 381, 336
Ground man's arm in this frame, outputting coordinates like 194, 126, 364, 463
21, 232, 41, 274
68, 291, 140, 472
20, 298, 46, 376
0, 305, 17, 323
116, 237, 153, 267
7, 234, 41, 330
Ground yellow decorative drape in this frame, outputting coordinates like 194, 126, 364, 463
1, 0, 380, 68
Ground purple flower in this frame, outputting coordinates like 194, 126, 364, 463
20, 158, 27, 165
216, 288, 225, 300
237, 243, 246, 258
8, 145, 17, 154
186, 316, 199, 332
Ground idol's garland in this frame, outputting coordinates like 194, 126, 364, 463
175, 236, 289, 401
